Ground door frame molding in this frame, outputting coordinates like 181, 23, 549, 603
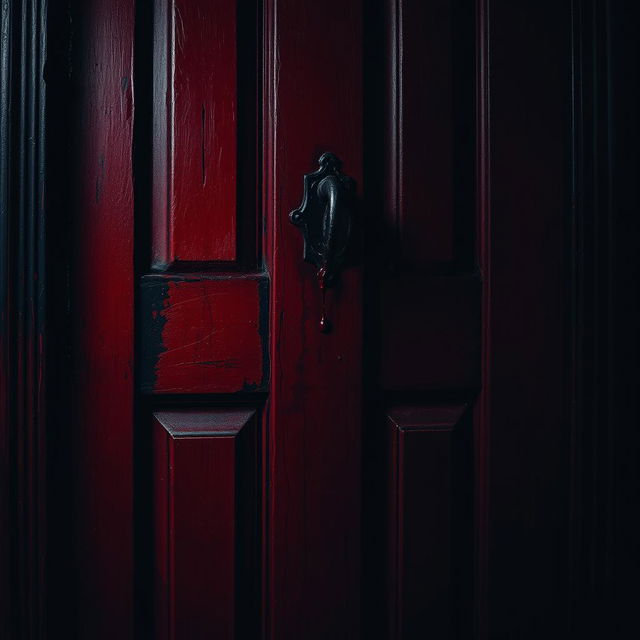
0, 0, 48, 637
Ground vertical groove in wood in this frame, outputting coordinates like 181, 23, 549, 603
0, 6, 10, 631
0, 1, 47, 636
153, 410, 258, 640
474, 0, 491, 637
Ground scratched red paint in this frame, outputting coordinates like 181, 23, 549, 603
69, 0, 135, 636
153, 0, 238, 266
153, 277, 265, 394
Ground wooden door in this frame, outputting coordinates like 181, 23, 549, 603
51, 0, 364, 638
5, 1, 631, 640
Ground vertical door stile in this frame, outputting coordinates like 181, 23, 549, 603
265, 1, 364, 638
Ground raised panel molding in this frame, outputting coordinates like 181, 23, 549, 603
387, 405, 472, 639
153, 409, 259, 640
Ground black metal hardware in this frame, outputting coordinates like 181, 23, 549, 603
289, 152, 354, 332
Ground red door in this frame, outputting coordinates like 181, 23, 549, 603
60, 1, 366, 637
20, 0, 634, 639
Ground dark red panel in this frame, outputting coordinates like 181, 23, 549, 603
379, 275, 480, 390
140, 274, 268, 394
387, 405, 472, 640
483, 1, 572, 636
153, 0, 238, 266
154, 409, 258, 640
264, 0, 363, 637
385, 0, 457, 266
69, 0, 135, 636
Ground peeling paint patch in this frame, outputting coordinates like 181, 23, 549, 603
140, 274, 267, 394
139, 279, 169, 392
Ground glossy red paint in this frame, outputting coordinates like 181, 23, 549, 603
140, 274, 267, 394
153, 0, 238, 266
153, 410, 258, 640
68, 0, 135, 637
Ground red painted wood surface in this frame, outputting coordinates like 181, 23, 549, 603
69, 0, 135, 636
153, 410, 258, 640
362, 3, 478, 637
140, 274, 267, 394
39, 2, 613, 639
379, 275, 480, 390
385, 0, 458, 267
153, 0, 238, 266
264, 0, 363, 637
388, 405, 471, 640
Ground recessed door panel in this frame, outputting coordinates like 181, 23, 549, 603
153, 410, 258, 640
152, 0, 258, 268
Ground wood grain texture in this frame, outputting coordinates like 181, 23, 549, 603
388, 405, 472, 640
140, 273, 268, 394
153, 0, 239, 266
154, 409, 258, 640
264, 0, 363, 637
69, 1, 135, 636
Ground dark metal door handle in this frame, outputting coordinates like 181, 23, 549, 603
290, 153, 354, 332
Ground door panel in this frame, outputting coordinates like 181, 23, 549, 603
153, 410, 258, 640
152, 0, 258, 267
387, 405, 472, 640
369, 1, 478, 638
384, 0, 475, 271
145, 2, 266, 639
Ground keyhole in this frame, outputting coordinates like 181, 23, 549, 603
317, 267, 331, 333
